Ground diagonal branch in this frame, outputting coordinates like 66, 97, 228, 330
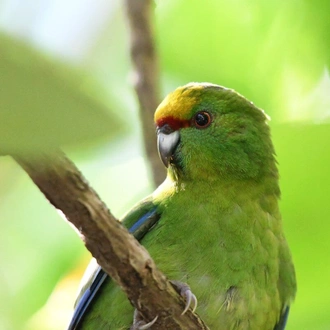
125, 0, 165, 187
14, 150, 208, 329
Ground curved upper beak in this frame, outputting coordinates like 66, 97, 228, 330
157, 126, 180, 167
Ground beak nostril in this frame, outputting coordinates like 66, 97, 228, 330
158, 124, 174, 135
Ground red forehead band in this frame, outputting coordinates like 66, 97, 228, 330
156, 116, 190, 130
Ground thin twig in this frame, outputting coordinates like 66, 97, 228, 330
125, 0, 165, 187
14, 150, 208, 329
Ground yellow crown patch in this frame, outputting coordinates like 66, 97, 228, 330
154, 83, 206, 124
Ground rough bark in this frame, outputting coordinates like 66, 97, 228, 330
14, 151, 208, 329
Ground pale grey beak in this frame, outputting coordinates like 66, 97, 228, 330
157, 126, 180, 167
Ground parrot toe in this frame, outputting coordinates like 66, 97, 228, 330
170, 280, 198, 315
130, 281, 197, 329
130, 309, 158, 330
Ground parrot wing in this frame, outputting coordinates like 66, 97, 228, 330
66, 197, 160, 330
273, 306, 290, 330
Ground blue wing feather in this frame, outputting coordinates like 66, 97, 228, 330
274, 306, 290, 330
67, 268, 108, 330
67, 206, 160, 330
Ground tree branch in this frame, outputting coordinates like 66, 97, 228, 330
125, 0, 165, 187
12, 1, 209, 328
14, 150, 208, 329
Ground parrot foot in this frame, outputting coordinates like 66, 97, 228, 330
170, 280, 198, 315
130, 309, 158, 330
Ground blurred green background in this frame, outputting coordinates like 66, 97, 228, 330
0, 0, 329, 329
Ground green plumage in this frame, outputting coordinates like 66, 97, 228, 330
71, 83, 296, 329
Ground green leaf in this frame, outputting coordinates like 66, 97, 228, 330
0, 33, 123, 154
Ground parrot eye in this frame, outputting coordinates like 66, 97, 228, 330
194, 111, 212, 129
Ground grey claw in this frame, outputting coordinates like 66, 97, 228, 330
137, 315, 158, 330
131, 309, 158, 330
170, 280, 198, 315
181, 288, 198, 315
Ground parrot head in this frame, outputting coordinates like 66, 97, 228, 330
155, 82, 277, 182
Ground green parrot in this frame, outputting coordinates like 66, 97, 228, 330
67, 83, 296, 330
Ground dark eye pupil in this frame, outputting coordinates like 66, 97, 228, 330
195, 112, 209, 127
